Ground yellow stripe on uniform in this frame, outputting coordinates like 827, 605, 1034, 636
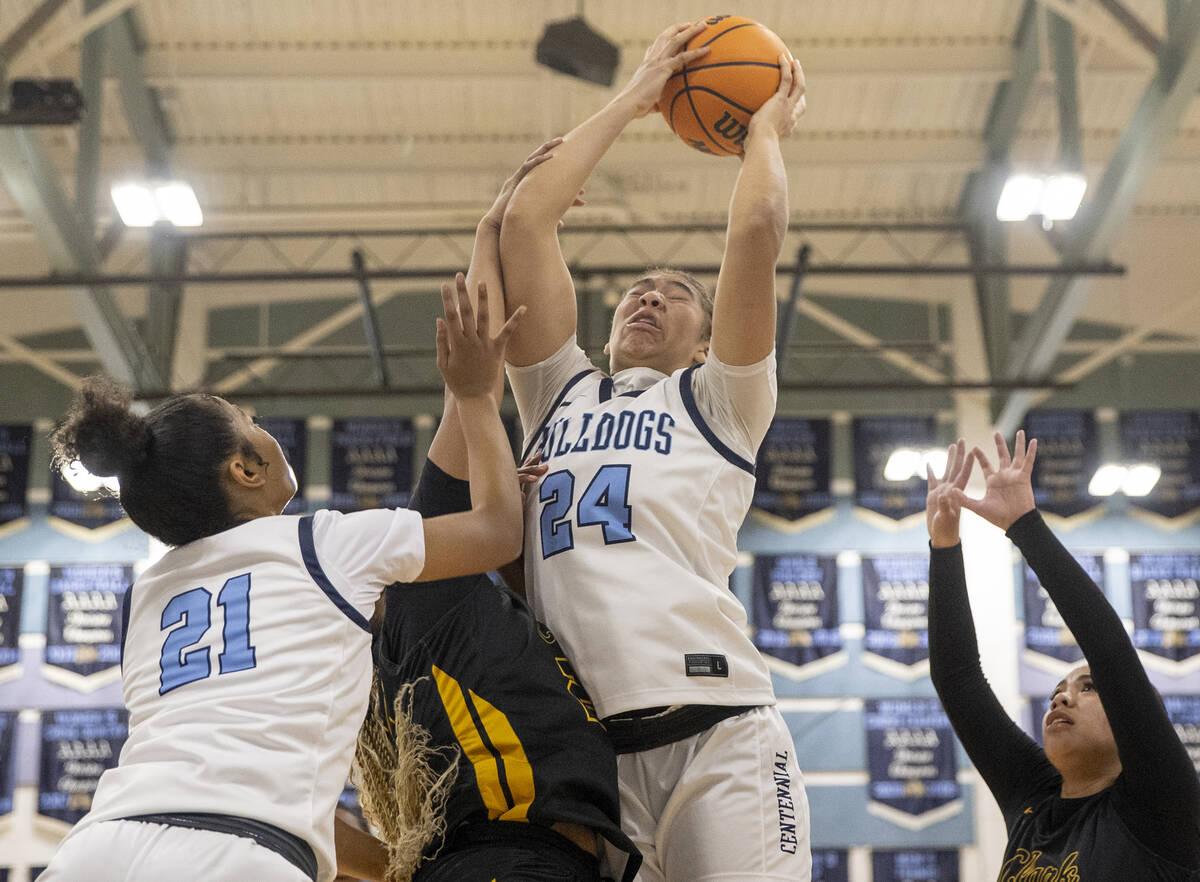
432, 665, 509, 818
468, 688, 536, 821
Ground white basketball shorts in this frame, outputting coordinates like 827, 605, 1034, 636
607, 704, 811, 882
40, 818, 312, 882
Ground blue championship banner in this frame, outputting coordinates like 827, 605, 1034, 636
43, 565, 129, 690
257, 417, 308, 515
1164, 696, 1200, 776
329, 418, 414, 512
862, 555, 930, 677
853, 415, 936, 522
1120, 410, 1200, 521
753, 418, 833, 523
811, 849, 849, 882
1022, 554, 1103, 667
0, 424, 31, 529
865, 699, 961, 830
1025, 410, 1099, 519
38, 708, 127, 825
1131, 553, 1200, 669
751, 554, 842, 676
872, 850, 959, 882
0, 709, 15, 816
0, 568, 21, 683
48, 467, 124, 532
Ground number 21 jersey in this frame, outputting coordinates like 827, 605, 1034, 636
77, 508, 424, 882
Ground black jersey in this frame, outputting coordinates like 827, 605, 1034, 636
929, 511, 1200, 881
1001, 789, 1198, 879
376, 459, 640, 881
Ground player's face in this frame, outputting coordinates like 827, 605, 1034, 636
1042, 666, 1119, 772
605, 274, 709, 375
227, 403, 298, 515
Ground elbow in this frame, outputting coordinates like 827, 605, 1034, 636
483, 502, 525, 568
500, 189, 555, 239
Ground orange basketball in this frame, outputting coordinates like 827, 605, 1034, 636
660, 15, 792, 156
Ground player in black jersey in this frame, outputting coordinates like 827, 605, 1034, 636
350, 143, 640, 882
926, 433, 1200, 880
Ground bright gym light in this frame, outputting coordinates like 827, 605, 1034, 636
61, 460, 120, 495
996, 172, 1086, 223
110, 179, 203, 227
884, 448, 948, 482
1087, 462, 1162, 497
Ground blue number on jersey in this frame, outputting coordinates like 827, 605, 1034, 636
217, 573, 257, 674
539, 470, 576, 557
159, 573, 257, 695
577, 464, 635, 544
540, 465, 635, 558
159, 587, 212, 694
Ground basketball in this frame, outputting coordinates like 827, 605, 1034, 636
660, 15, 792, 156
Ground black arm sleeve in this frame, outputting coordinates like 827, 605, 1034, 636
928, 541, 1060, 826
1007, 509, 1200, 866
380, 457, 492, 657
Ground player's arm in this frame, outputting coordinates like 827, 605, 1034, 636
500, 21, 710, 366
709, 56, 805, 367
333, 815, 386, 882
416, 276, 524, 582
429, 140, 562, 479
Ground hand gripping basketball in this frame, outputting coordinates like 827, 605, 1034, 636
659, 15, 796, 156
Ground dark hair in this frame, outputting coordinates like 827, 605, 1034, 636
50, 376, 254, 547
643, 267, 714, 339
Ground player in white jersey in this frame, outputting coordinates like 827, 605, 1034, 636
40, 278, 525, 882
499, 20, 811, 882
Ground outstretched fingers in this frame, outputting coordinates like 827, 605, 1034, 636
439, 279, 463, 336
994, 431, 1012, 469
1022, 437, 1038, 475
493, 305, 527, 349
972, 445, 995, 479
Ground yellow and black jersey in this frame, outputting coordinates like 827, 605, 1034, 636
376, 459, 640, 881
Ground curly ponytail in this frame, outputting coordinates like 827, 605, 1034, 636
51, 376, 250, 547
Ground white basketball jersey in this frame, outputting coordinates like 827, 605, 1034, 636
77, 508, 424, 882
513, 350, 776, 719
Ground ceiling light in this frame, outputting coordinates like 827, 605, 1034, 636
884, 448, 928, 482
996, 171, 1087, 222
996, 174, 1045, 222
1088, 462, 1162, 497
1039, 173, 1087, 221
110, 180, 203, 227
1122, 463, 1162, 497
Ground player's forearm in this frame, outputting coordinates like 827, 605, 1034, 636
708, 130, 787, 364
727, 129, 788, 256
333, 816, 387, 882
465, 224, 508, 400
456, 394, 523, 564
505, 93, 640, 226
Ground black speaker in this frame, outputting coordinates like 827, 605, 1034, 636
1, 79, 84, 125
536, 16, 620, 87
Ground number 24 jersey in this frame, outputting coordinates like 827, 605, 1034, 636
510, 342, 778, 719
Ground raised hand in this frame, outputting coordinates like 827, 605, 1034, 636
435, 273, 525, 400
480, 138, 564, 232
962, 430, 1038, 531
747, 55, 806, 144
618, 21, 711, 118
926, 439, 973, 548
